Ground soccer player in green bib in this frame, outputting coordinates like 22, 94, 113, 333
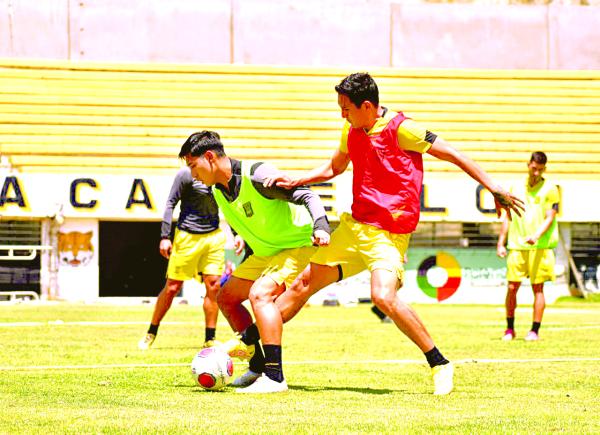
497, 152, 559, 341
179, 130, 331, 393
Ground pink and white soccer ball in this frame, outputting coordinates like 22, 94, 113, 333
191, 347, 234, 391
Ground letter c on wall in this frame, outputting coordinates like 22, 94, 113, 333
70, 178, 98, 208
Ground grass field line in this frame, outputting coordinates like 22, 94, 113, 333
494, 307, 600, 314
2, 321, 600, 332
0, 321, 194, 327
2, 356, 600, 372
547, 325, 600, 331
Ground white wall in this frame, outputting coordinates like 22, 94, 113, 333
391, 4, 549, 69
232, 0, 390, 67
1, 0, 599, 69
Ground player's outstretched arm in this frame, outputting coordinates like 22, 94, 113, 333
263, 149, 351, 189
252, 162, 332, 244
497, 214, 509, 258
427, 137, 524, 219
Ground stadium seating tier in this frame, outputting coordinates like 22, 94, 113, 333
1, 59, 599, 180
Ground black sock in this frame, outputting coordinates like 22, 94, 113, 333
531, 322, 541, 333
507, 317, 515, 330
242, 323, 261, 345
241, 324, 264, 373
424, 346, 449, 368
263, 344, 284, 383
148, 324, 159, 335
205, 327, 216, 342
371, 305, 387, 320
248, 343, 265, 374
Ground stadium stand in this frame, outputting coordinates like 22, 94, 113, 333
1, 59, 599, 179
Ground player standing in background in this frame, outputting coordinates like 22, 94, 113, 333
179, 130, 331, 394
263, 72, 524, 395
138, 167, 225, 350
497, 152, 559, 341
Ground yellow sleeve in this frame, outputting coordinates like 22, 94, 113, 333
546, 185, 560, 208
396, 119, 432, 154
339, 121, 351, 153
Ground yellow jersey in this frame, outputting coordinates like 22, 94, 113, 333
507, 178, 559, 250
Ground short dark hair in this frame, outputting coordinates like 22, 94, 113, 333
335, 72, 379, 108
530, 151, 547, 165
178, 130, 225, 158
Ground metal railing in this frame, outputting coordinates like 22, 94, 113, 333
0, 245, 53, 261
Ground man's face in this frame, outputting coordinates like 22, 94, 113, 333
527, 160, 546, 186
185, 154, 215, 186
338, 94, 372, 129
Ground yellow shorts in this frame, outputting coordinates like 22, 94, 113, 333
166, 228, 225, 281
506, 249, 555, 284
310, 213, 410, 282
232, 245, 316, 288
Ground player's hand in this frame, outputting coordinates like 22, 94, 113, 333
492, 186, 525, 220
525, 236, 538, 245
159, 238, 172, 259
234, 234, 246, 256
497, 245, 507, 258
263, 174, 298, 190
312, 230, 330, 246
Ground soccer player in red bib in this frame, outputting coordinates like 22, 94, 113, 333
266, 72, 524, 395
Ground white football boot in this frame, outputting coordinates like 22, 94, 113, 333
138, 333, 156, 350
432, 362, 454, 395
231, 369, 261, 387
236, 375, 288, 394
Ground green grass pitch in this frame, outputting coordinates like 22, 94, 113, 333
1, 299, 599, 434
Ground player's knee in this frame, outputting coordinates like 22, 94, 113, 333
371, 294, 387, 310
249, 281, 279, 308
532, 284, 544, 294
164, 280, 182, 297
371, 288, 394, 310
508, 282, 520, 293
204, 278, 219, 298
287, 269, 312, 298
247, 293, 263, 310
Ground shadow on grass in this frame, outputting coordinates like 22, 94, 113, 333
289, 384, 405, 395
181, 384, 410, 395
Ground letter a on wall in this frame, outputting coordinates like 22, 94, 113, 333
126, 179, 153, 209
0, 176, 27, 208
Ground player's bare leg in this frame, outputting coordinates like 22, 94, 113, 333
217, 276, 263, 384
249, 277, 286, 345
503, 281, 521, 340
216, 276, 253, 332
237, 277, 288, 392
202, 275, 220, 329
151, 278, 184, 325
370, 268, 434, 352
276, 263, 339, 323
531, 283, 545, 323
138, 278, 184, 350
370, 268, 452, 394
202, 274, 221, 346
505, 281, 521, 319
234, 264, 337, 392
526, 283, 545, 341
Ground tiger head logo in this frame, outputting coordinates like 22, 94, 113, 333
58, 231, 94, 267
